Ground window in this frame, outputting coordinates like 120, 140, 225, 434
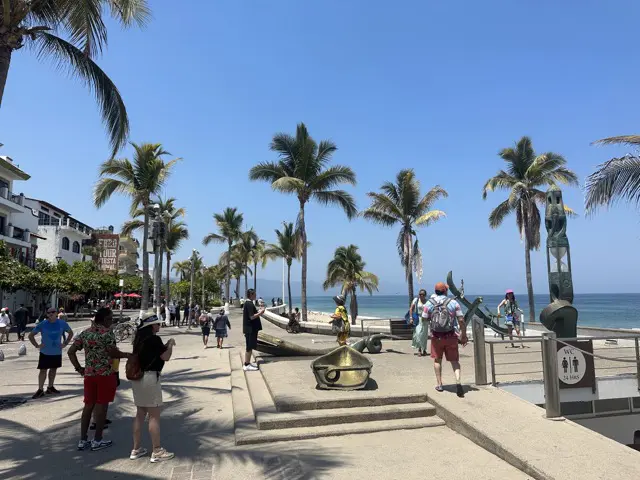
72, 241, 80, 254
62, 237, 70, 250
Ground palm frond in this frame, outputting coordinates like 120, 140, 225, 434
309, 165, 357, 191
202, 233, 225, 246
34, 32, 129, 156
592, 135, 640, 147
108, 0, 151, 27
488, 199, 515, 229
584, 155, 640, 214
248, 161, 288, 184
414, 210, 446, 227
272, 177, 306, 194
313, 190, 357, 219
482, 171, 517, 199
93, 178, 129, 208
121, 219, 144, 237
415, 185, 448, 215
63, 0, 108, 56
362, 192, 404, 221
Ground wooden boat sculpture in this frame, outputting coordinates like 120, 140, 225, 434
311, 345, 373, 390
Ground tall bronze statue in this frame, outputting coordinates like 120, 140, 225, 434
540, 185, 578, 337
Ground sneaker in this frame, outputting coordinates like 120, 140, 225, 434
130, 448, 148, 460
243, 364, 259, 372
77, 440, 91, 451
91, 439, 113, 451
456, 384, 465, 398
32, 389, 45, 399
150, 448, 174, 463
46, 386, 60, 394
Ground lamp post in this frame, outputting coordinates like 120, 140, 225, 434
201, 265, 206, 309
188, 249, 198, 311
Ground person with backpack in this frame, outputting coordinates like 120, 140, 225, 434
410, 289, 429, 356
423, 282, 467, 397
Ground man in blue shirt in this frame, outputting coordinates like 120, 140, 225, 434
28, 307, 74, 398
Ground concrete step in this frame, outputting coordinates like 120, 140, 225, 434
256, 402, 436, 430
274, 392, 429, 412
236, 416, 445, 445
242, 353, 278, 416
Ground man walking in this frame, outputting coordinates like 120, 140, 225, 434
14, 304, 29, 341
243, 289, 265, 372
68, 307, 129, 451
29, 307, 74, 398
168, 302, 176, 326
423, 282, 467, 398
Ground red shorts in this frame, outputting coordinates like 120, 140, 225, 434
430, 334, 459, 362
84, 374, 117, 404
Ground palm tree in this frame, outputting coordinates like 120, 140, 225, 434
94, 143, 180, 310
202, 207, 244, 303
121, 197, 187, 306
250, 238, 268, 292
323, 245, 379, 326
0, 1, 150, 156
165, 221, 188, 304
236, 229, 259, 296
483, 136, 578, 323
172, 260, 191, 281
585, 135, 640, 214
249, 122, 357, 321
362, 169, 447, 305
263, 222, 303, 314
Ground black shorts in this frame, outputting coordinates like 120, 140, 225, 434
202, 327, 211, 337
37, 353, 62, 370
245, 330, 259, 351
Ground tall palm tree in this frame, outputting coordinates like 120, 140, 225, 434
263, 222, 303, 314
94, 143, 180, 310
250, 238, 268, 292
236, 229, 258, 296
121, 197, 187, 306
585, 135, 640, 214
483, 136, 578, 323
165, 221, 188, 304
202, 207, 244, 303
323, 245, 379, 326
0, 0, 150, 156
362, 169, 447, 305
249, 122, 357, 321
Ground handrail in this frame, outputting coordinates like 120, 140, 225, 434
486, 333, 640, 344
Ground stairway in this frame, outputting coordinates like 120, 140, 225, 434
231, 353, 445, 445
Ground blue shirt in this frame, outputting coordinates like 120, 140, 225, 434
32, 319, 71, 356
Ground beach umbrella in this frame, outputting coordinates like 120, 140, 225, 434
126, 293, 142, 298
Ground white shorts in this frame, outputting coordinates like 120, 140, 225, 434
131, 371, 163, 408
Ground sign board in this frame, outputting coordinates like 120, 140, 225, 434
119, 279, 124, 287
95, 233, 120, 273
557, 340, 596, 391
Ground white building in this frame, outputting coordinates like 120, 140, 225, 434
0, 155, 43, 313
19, 198, 94, 264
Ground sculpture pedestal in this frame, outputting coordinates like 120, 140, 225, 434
540, 300, 578, 338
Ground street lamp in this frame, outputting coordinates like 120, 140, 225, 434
188, 249, 198, 310
201, 265, 207, 309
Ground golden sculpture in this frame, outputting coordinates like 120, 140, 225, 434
311, 345, 373, 390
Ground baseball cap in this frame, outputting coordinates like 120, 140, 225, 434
434, 282, 448, 293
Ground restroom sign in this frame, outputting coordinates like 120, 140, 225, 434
557, 340, 595, 391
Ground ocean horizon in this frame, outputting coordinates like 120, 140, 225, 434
283, 294, 640, 330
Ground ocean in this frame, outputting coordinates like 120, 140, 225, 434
289, 294, 640, 330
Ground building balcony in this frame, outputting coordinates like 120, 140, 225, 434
0, 225, 32, 249
0, 187, 26, 213
38, 217, 93, 237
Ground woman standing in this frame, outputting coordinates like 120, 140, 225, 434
129, 312, 176, 463
214, 308, 231, 349
199, 311, 211, 348
410, 289, 430, 356
497, 290, 524, 348
329, 295, 350, 346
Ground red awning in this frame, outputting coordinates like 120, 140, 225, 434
125, 293, 142, 298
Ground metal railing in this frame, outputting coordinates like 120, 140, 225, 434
473, 318, 640, 419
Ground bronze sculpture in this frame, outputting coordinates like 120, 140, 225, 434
255, 331, 397, 357
447, 271, 508, 338
539, 185, 578, 338
311, 346, 373, 390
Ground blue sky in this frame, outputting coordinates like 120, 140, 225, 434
1, 1, 640, 295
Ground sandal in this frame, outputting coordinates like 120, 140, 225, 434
435, 385, 444, 392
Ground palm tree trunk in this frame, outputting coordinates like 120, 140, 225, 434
405, 231, 414, 305
287, 260, 293, 315
253, 261, 257, 292
244, 265, 248, 296
165, 251, 171, 305
299, 201, 308, 322
225, 241, 231, 302
141, 207, 150, 311
524, 233, 535, 324
0, 46, 11, 108
350, 288, 358, 326
235, 275, 240, 300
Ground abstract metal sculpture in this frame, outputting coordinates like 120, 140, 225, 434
256, 332, 396, 357
539, 185, 578, 338
447, 271, 509, 338
311, 345, 373, 390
